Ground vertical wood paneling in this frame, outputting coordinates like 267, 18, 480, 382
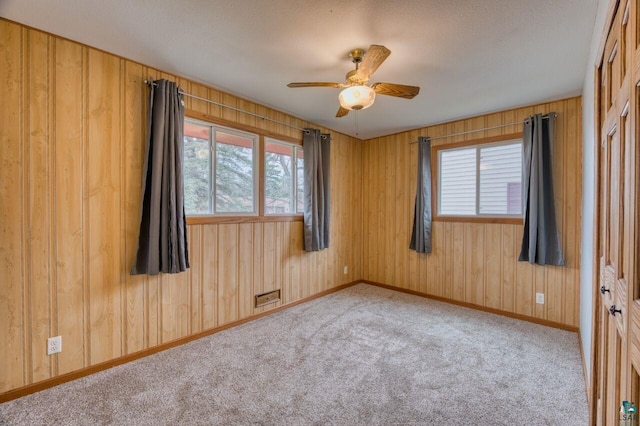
160, 275, 174, 343
188, 224, 203, 333
443, 221, 453, 300
395, 134, 408, 289
87, 49, 122, 364
0, 21, 26, 392
27, 29, 52, 383
45, 34, 57, 375
280, 222, 291, 305
515, 238, 534, 317
262, 223, 276, 295
349, 139, 360, 280
175, 259, 190, 339
501, 225, 516, 312
384, 136, 395, 286
237, 223, 253, 319
54, 38, 85, 375
252, 223, 264, 313
201, 225, 218, 330
374, 138, 384, 283
534, 266, 546, 319
2, 16, 584, 398
362, 135, 371, 281
289, 221, 303, 302
123, 61, 146, 355
362, 97, 582, 327
485, 225, 502, 309
464, 223, 485, 305
20, 27, 33, 387
217, 224, 239, 325
451, 223, 465, 302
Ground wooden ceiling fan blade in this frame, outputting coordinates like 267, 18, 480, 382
371, 82, 420, 99
356, 45, 391, 81
336, 106, 350, 118
287, 82, 344, 88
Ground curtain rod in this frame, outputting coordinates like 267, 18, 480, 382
408, 113, 557, 144
144, 80, 307, 132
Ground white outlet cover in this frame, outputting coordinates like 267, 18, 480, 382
47, 336, 62, 355
343, 266, 348, 275
535, 293, 544, 304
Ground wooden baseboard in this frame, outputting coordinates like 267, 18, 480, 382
362, 280, 580, 332
1, 279, 583, 403
0, 280, 360, 403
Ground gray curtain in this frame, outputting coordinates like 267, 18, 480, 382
131, 79, 189, 275
518, 113, 564, 266
303, 128, 330, 251
410, 136, 432, 253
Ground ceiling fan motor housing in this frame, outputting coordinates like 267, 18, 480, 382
346, 69, 366, 85
349, 48, 366, 64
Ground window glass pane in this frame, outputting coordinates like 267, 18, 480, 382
479, 143, 522, 215
183, 122, 211, 215
215, 130, 255, 213
296, 149, 304, 214
439, 148, 476, 215
265, 141, 293, 214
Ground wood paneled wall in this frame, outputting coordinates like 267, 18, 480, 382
0, 17, 584, 397
0, 20, 363, 393
361, 97, 582, 328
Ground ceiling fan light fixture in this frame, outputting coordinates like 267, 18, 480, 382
339, 85, 376, 111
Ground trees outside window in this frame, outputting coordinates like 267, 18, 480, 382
183, 119, 304, 217
183, 120, 257, 216
265, 138, 304, 215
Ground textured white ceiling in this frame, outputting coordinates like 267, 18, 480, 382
0, 0, 598, 139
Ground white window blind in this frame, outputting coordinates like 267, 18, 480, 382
438, 140, 523, 217
479, 143, 522, 215
439, 148, 476, 215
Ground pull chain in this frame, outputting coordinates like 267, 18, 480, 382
355, 110, 359, 137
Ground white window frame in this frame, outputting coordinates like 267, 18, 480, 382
184, 118, 259, 217
437, 138, 523, 219
264, 137, 304, 216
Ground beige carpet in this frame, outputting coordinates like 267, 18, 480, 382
0, 283, 588, 425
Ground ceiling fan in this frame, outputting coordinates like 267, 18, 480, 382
287, 45, 420, 118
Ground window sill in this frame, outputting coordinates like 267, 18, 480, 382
187, 215, 303, 225
433, 215, 523, 225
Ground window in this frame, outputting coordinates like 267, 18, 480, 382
265, 138, 304, 215
183, 119, 258, 216
437, 139, 522, 217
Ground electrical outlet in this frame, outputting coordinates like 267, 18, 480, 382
47, 336, 62, 355
343, 266, 348, 275
535, 293, 544, 304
